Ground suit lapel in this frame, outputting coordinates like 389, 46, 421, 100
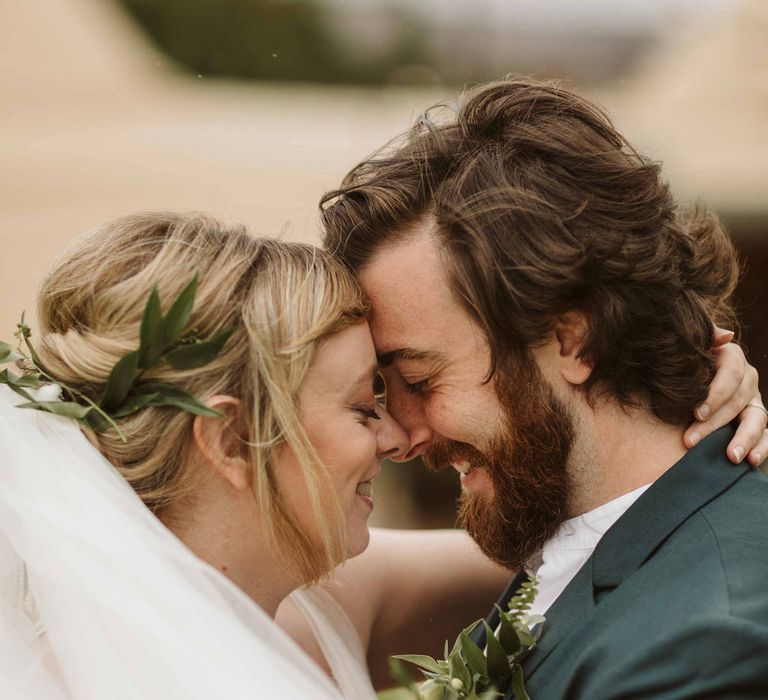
591, 427, 748, 594
469, 571, 529, 649
521, 556, 596, 678
471, 567, 597, 684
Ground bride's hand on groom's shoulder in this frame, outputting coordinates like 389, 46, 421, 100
683, 327, 767, 467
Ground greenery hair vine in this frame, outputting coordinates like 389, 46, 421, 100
0, 274, 235, 442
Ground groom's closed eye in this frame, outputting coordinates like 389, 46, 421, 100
402, 378, 430, 395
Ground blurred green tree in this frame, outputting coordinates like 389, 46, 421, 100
119, 0, 434, 85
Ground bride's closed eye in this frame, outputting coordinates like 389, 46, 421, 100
353, 405, 381, 422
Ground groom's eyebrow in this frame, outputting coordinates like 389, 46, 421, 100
377, 348, 445, 367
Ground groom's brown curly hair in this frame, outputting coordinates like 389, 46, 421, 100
321, 78, 739, 425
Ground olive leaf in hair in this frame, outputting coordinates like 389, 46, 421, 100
0, 274, 236, 442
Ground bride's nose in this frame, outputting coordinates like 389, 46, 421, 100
375, 405, 409, 461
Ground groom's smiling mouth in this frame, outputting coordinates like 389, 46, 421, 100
452, 460, 472, 476
452, 460, 492, 493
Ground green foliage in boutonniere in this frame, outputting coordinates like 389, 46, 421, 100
0, 274, 234, 441
389, 577, 543, 700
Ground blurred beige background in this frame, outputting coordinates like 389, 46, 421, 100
3, 0, 766, 527
1, 0, 448, 332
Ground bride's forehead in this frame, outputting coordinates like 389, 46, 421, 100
301, 325, 377, 395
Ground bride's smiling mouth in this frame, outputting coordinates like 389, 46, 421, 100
355, 479, 374, 509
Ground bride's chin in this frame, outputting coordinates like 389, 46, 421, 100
345, 526, 372, 561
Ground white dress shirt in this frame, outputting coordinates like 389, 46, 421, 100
528, 483, 652, 617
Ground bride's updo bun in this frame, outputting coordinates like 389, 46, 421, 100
35, 212, 368, 582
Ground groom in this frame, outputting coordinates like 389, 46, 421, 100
321, 79, 768, 696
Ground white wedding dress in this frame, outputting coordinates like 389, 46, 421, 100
289, 586, 378, 699
0, 386, 358, 699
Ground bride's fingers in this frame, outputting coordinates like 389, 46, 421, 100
747, 427, 768, 467
727, 398, 768, 463
712, 326, 735, 347
684, 363, 757, 454
685, 382, 760, 455
688, 394, 768, 464
692, 343, 753, 424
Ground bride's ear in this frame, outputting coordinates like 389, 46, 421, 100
192, 396, 252, 491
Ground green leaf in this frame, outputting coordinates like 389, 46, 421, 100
0, 369, 36, 401
462, 619, 483, 636
483, 622, 511, 679
449, 626, 465, 659
0, 368, 41, 389
12, 373, 43, 388
165, 327, 235, 370
111, 391, 161, 418
508, 665, 530, 700
391, 655, 443, 675
460, 632, 488, 678
15, 314, 31, 340
17, 400, 92, 420
86, 410, 111, 432
0, 341, 19, 364
102, 351, 140, 411
496, 608, 522, 655
387, 658, 419, 698
478, 689, 504, 700
163, 273, 199, 346
515, 628, 535, 648
140, 382, 221, 417
448, 649, 472, 691
139, 284, 165, 369
377, 689, 423, 700
420, 683, 447, 700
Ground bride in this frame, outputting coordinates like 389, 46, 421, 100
0, 212, 762, 698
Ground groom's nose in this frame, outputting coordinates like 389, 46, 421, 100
384, 379, 435, 462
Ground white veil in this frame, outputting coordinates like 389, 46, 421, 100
0, 385, 342, 699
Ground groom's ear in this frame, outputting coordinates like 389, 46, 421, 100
192, 396, 252, 491
554, 312, 593, 386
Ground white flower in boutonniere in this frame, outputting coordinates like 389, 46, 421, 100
390, 577, 543, 700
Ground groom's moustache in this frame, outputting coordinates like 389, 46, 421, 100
423, 438, 489, 473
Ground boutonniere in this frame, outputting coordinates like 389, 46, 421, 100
390, 577, 543, 700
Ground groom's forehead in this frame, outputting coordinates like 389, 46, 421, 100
357, 224, 452, 314
359, 254, 463, 350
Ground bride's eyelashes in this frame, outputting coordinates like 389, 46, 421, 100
352, 405, 381, 423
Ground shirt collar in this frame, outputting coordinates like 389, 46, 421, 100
544, 483, 653, 554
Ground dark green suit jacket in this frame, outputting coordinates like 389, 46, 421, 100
477, 428, 768, 699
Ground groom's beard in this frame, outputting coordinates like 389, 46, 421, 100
424, 358, 573, 571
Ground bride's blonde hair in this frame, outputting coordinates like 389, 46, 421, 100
34, 212, 368, 582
